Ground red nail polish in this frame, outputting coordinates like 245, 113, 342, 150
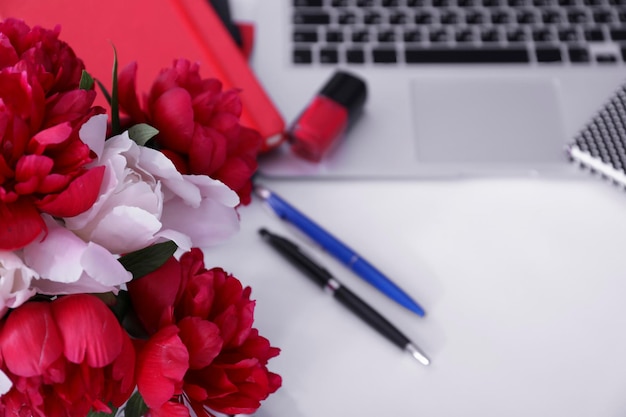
288, 71, 367, 162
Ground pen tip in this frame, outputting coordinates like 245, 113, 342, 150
406, 343, 430, 366
258, 228, 269, 237
253, 184, 270, 200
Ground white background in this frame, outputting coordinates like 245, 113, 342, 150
206, 176, 626, 417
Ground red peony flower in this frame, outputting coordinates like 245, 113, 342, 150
0, 18, 85, 95
117, 59, 262, 205
0, 294, 136, 417
0, 18, 105, 250
128, 248, 281, 416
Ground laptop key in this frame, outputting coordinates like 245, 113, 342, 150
567, 9, 590, 23
389, 10, 409, 24
364, 10, 384, 24
533, 27, 556, 42
585, 28, 605, 41
293, 11, 331, 25
517, 9, 539, 24
429, 28, 450, 42
593, 9, 615, 23
403, 28, 423, 42
293, 30, 318, 43
319, 48, 339, 63
569, 46, 591, 62
456, 28, 476, 42
373, 48, 398, 63
507, 27, 528, 42
352, 29, 371, 42
338, 11, 358, 24
597, 53, 618, 63
405, 47, 530, 62
326, 29, 344, 42
611, 28, 626, 40
441, 10, 462, 24
378, 29, 397, 42
415, 11, 436, 24
559, 28, 580, 41
491, 9, 513, 24
536, 46, 562, 61
293, 48, 313, 63
481, 27, 502, 42
466, 9, 488, 24
346, 48, 366, 63
542, 9, 564, 23
294, 0, 324, 6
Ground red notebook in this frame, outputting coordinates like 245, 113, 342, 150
0, 0, 285, 151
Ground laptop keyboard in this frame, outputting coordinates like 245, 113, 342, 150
292, 0, 626, 64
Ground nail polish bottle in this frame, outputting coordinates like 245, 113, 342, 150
287, 71, 367, 162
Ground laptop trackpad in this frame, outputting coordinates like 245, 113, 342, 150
411, 76, 566, 164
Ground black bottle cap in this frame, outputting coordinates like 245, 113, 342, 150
319, 71, 367, 121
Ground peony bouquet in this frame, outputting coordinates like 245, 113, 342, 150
0, 18, 281, 417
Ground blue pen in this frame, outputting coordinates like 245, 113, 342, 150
254, 184, 426, 317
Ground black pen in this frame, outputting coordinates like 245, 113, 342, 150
259, 228, 430, 366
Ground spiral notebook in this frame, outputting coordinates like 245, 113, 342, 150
568, 84, 626, 186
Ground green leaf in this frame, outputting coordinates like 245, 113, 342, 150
128, 123, 159, 146
117, 240, 177, 280
110, 43, 121, 136
79, 70, 95, 90
87, 404, 118, 417
124, 392, 148, 417
96, 79, 112, 105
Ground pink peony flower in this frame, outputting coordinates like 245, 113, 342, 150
64, 114, 241, 255
0, 294, 136, 417
0, 18, 105, 250
23, 214, 132, 295
128, 248, 281, 416
117, 59, 262, 205
0, 250, 37, 318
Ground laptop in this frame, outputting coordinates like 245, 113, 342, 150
251, 0, 626, 178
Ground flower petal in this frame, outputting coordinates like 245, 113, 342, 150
118, 62, 147, 123
51, 294, 124, 367
0, 369, 12, 395
0, 250, 37, 317
152, 88, 194, 153
0, 199, 46, 250
177, 317, 222, 369
23, 215, 88, 284
128, 256, 181, 334
29, 122, 73, 151
32, 240, 133, 295
0, 301, 63, 377
36, 165, 105, 217
78, 113, 108, 159
160, 176, 240, 248
89, 206, 162, 254
149, 400, 192, 417
136, 325, 189, 409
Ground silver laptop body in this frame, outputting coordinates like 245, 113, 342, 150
252, 0, 626, 178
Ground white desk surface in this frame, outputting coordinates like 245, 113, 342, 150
205, 175, 626, 417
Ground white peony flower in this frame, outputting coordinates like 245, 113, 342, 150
0, 369, 11, 395
64, 114, 240, 255
23, 216, 132, 295
0, 251, 37, 318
